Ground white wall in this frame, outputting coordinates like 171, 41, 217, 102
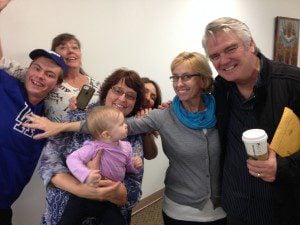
1, 0, 299, 224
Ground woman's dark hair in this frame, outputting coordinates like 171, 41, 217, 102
100, 68, 145, 117
51, 33, 87, 75
141, 77, 162, 109
51, 33, 81, 51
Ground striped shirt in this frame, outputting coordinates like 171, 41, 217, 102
221, 84, 278, 225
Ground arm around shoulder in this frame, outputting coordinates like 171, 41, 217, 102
142, 133, 158, 160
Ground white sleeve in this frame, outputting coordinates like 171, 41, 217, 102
0, 56, 27, 82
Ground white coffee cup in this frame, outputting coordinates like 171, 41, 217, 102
242, 129, 268, 160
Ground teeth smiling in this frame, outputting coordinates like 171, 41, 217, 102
224, 65, 235, 71
178, 89, 188, 93
31, 80, 43, 87
114, 103, 125, 109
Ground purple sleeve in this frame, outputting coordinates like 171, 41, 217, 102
66, 141, 98, 183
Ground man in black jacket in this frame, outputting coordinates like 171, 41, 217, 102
202, 17, 300, 225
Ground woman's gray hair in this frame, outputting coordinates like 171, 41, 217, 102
202, 17, 260, 55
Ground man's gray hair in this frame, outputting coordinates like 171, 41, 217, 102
202, 17, 260, 55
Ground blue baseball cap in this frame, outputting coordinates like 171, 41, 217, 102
29, 49, 67, 75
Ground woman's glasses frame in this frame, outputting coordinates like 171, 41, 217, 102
110, 86, 137, 101
169, 73, 201, 83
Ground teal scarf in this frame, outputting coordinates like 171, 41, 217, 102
172, 93, 217, 129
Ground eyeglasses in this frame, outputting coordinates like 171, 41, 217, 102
169, 73, 201, 82
111, 86, 137, 101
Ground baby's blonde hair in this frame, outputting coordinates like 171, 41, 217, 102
87, 106, 122, 139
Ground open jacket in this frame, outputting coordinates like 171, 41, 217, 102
214, 52, 300, 225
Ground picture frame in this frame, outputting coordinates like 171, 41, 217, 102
273, 16, 300, 66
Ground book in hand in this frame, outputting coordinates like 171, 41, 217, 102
270, 107, 300, 157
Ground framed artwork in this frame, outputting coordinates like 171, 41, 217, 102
273, 16, 299, 66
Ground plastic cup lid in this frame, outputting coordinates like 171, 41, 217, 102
242, 129, 267, 141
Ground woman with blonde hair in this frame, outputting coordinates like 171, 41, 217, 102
125, 52, 227, 225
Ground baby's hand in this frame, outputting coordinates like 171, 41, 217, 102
132, 156, 143, 170
86, 169, 102, 187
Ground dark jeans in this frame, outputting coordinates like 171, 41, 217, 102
0, 208, 12, 225
57, 195, 125, 225
162, 211, 227, 225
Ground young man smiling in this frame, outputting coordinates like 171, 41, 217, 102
0, 49, 67, 225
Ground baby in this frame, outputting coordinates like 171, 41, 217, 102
58, 106, 142, 225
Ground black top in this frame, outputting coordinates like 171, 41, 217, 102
214, 52, 300, 225
222, 84, 277, 225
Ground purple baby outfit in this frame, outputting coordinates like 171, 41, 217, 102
66, 139, 138, 182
